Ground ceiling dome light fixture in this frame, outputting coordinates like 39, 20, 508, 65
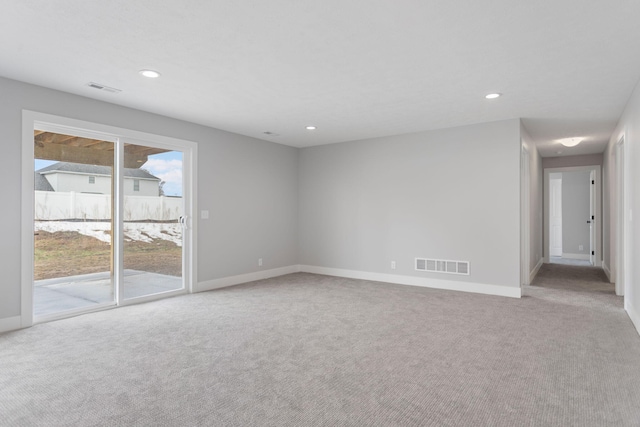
485, 93, 501, 99
139, 69, 161, 78
558, 137, 583, 147
306, 126, 317, 130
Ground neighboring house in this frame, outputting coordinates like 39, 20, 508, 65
34, 171, 54, 192
36, 162, 161, 196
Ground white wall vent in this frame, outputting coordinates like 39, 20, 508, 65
86, 82, 122, 93
415, 258, 470, 275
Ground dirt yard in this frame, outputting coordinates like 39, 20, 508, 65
34, 231, 182, 280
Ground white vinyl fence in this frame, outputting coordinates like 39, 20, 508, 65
35, 191, 182, 221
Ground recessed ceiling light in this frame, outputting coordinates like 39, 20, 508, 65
485, 93, 501, 99
139, 69, 161, 78
558, 137, 583, 147
306, 126, 317, 130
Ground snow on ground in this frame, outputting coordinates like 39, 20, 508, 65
35, 221, 182, 246
123, 223, 182, 246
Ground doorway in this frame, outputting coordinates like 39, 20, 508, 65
543, 166, 601, 267
22, 112, 196, 325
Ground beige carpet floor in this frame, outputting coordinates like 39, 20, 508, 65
1, 272, 639, 426
532, 262, 614, 294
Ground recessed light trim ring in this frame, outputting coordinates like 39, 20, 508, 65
139, 69, 161, 78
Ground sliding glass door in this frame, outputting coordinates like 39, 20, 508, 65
31, 122, 192, 322
33, 130, 116, 318
122, 142, 185, 299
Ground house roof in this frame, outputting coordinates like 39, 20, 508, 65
34, 172, 54, 192
36, 162, 160, 180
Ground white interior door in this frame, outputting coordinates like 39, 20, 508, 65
550, 177, 563, 257
589, 170, 596, 265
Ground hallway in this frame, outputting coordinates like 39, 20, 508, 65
531, 263, 614, 294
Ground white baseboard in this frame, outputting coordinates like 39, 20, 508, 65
562, 252, 590, 260
626, 302, 640, 337
299, 265, 521, 298
0, 316, 22, 334
197, 265, 301, 292
530, 258, 543, 283
602, 261, 612, 282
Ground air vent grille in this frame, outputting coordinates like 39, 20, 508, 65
457, 262, 469, 275
87, 82, 121, 93
415, 257, 470, 275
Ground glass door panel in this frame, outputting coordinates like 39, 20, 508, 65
33, 130, 115, 318
122, 143, 184, 299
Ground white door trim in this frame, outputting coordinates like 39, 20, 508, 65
21, 110, 198, 327
543, 165, 602, 266
549, 176, 563, 257
615, 137, 626, 297
21, 111, 36, 328
520, 144, 530, 286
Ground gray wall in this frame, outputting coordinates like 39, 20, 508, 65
604, 76, 640, 335
0, 76, 299, 321
522, 125, 543, 274
298, 119, 522, 289
561, 171, 590, 256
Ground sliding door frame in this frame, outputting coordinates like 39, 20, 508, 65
21, 111, 198, 327
117, 135, 194, 306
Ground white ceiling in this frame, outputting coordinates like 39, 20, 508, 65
1, 1, 640, 156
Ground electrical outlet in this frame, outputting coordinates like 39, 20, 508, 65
579, 245, 584, 251
201, 210, 209, 219
391, 261, 396, 270
258, 258, 263, 267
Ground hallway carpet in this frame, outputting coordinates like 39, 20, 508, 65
1, 273, 638, 426
548, 256, 592, 267
532, 263, 614, 294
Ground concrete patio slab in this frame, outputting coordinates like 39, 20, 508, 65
34, 270, 182, 318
